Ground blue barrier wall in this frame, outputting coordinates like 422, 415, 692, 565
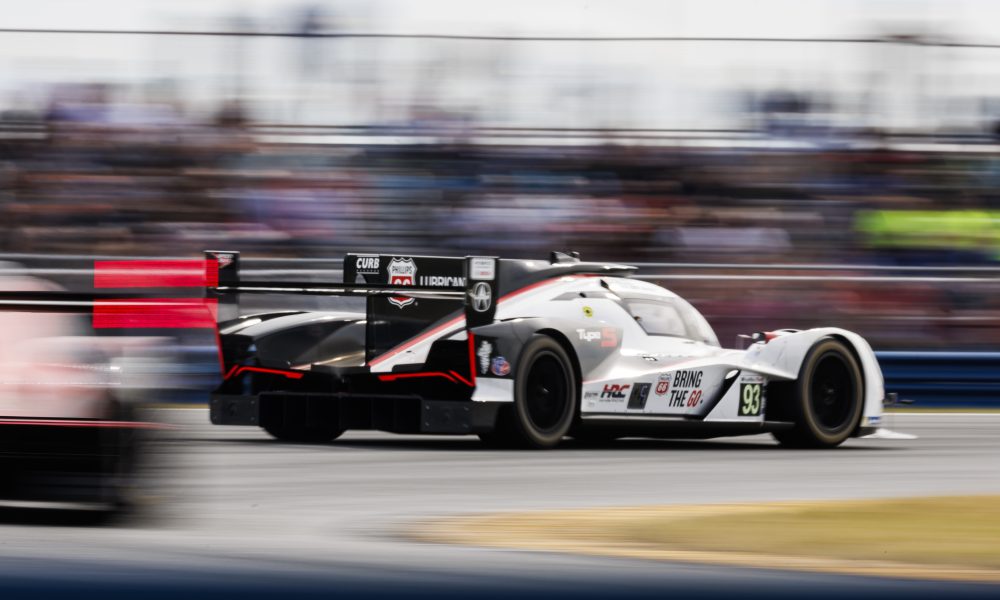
877, 351, 1000, 408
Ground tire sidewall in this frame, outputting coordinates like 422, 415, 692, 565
512, 336, 577, 448
796, 339, 864, 447
264, 422, 344, 443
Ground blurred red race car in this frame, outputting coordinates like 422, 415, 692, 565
0, 268, 163, 511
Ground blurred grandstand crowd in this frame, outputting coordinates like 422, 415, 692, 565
2, 88, 1000, 349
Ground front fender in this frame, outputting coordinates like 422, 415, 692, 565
470, 317, 620, 381
743, 328, 884, 426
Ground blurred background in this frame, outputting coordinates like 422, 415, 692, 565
2, 0, 1000, 360
2, 4, 1000, 597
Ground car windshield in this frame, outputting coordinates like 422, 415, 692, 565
624, 297, 720, 346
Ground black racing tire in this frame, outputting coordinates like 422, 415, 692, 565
97, 399, 143, 515
486, 335, 577, 449
263, 421, 344, 444
772, 338, 864, 449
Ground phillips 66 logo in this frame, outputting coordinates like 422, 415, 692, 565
654, 374, 670, 396
387, 257, 416, 308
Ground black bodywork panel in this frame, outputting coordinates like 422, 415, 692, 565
208, 251, 635, 436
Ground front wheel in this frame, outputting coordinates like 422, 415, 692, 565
772, 338, 864, 449
485, 335, 577, 449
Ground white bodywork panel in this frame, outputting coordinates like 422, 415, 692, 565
367, 275, 885, 427
744, 328, 885, 427
367, 274, 578, 373
470, 378, 514, 403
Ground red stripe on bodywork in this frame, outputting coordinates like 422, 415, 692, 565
224, 365, 305, 380
94, 260, 217, 288
449, 370, 474, 387
376, 370, 475, 387
367, 318, 465, 367
467, 332, 476, 387
377, 371, 457, 383
93, 298, 217, 329
368, 276, 577, 368
215, 329, 226, 374
494, 276, 580, 304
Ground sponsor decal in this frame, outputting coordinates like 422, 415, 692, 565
582, 306, 594, 318
668, 369, 704, 408
212, 252, 234, 269
490, 356, 511, 377
583, 391, 599, 399
355, 255, 380, 275
469, 257, 496, 281
477, 340, 493, 375
654, 373, 671, 396
601, 383, 631, 399
673, 370, 703, 388
575, 327, 619, 348
470, 282, 492, 313
627, 383, 652, 410
387, 257, 417, 308
867, 415, 882, 425
738, 383, 763, 417
419, 275, 466, 287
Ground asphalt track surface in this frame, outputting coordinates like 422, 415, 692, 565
1, 410, 999, 599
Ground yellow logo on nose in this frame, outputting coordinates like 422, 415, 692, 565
582, 306, 594, 318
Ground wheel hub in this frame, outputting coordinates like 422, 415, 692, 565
810, 353, 856, 431
525, 353, 569, 432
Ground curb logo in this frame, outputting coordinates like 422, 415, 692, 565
355, 255, 380, 275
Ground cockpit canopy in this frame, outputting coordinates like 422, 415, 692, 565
606, 278, 720, 347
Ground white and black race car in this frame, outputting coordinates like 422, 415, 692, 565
208, 251, 886, 449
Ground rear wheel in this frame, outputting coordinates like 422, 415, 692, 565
260, 394, 345, 443
482, 335, 577, 449
772, 338, 864, 449
263, 421, 344, 443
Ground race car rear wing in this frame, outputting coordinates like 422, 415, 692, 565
204, 250, 500, 362
0, 252, 499, 344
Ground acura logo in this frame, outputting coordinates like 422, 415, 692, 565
470, 282, 492, 313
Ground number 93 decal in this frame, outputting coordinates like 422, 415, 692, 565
739, 383, 763, 417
